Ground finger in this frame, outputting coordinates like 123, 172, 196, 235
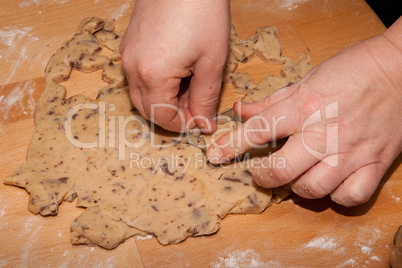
250, 133, 323, 188
134, 63, 197, 132
330, 163, 386, 207
207, 96, 299, 164
234, 84, 295, 121
140, 80, 194, 132
121, 47, 147, 118
188, 57, 226, 134
234, 67, 316, 121
290, 154, 354, 199
128, 86, 146, 116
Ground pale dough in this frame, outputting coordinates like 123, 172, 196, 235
4, 17, 290, 249
223, 24, 313, 103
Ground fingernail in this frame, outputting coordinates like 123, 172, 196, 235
207, 146, 223, 164
199, 115, 216, 134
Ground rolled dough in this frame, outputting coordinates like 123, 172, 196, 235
4, 17, 290, 249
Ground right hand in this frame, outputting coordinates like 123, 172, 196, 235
120, 0, 231, 133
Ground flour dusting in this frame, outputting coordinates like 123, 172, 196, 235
112, 0, 132, 20
0, 79, 36, 123
20, 223, 42, 264
0, 195, 6, 218
0, 25, 39, 88
0, 204, 6, 219
361, 245, 372, 254
0, 259, 8, 268
354, 226, 381, 254
371, 256, 381, 262
19, 0, 70, 8
92, 256, 117, 268
136, 234, 153, 240
276, 0, 306, 10
211, 249, 273, 268
21, 215, 41, 236
0, 26, 31, 47
305, 236, 338, 250
339, 258, 357, 267
0, 196, 8, 230
18, 0, 40, 8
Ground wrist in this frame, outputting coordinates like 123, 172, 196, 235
361, 31, 402, 99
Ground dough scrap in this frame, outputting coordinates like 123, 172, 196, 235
254, 26, 286, 64
71, 206, 146, 249
223, 24, 313, 103
230, 73, 258, 94
4, 17, 289, 249
240, 53, 313, 103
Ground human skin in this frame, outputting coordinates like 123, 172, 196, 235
120, 0, 230, 133
121, 0, 401, 206
207, 17, 402, 207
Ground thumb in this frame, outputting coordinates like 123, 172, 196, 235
207, 95, 299, 164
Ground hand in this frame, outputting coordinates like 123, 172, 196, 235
120, 0, 230, 133
207, 18, 402, 206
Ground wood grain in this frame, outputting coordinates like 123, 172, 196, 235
0, 0, 400, 267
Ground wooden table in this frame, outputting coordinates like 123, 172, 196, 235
1, 0, 400, 267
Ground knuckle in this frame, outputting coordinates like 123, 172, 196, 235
244, 117, 270, 146
269, 163, 291, 185
298, 89, 324, 116
192, 96, 219, 112
121, 51, 159, 86
136, 61, 157, 84
298, 179, 328, 199
120, 49, 135, 71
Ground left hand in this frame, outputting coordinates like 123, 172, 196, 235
206, 19, 402, 206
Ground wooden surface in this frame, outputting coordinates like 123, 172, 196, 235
0, 0, 401, 267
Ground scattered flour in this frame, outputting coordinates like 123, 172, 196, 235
0, 195, 6, 219
305, 236, 338, 250
211, 249, 273, 268
112, 0, 132, 20
0, 25, 39, 89
339, 258, 357, 267
370, 256, 380, 261
20, 223, 42, 264
20, 215, 41, 236
0, 79, 36, 123
0, 204, 6, 219
361, 246, 372, 254
0, 26, 32, 47
392, 195, 400, 203
92, 256, 116, 268
18, 0, 40, 8
0, 260, 8, 268
276, 0, 306, 10
354, 226, 381, 256
136, 234, 153, 240
18, 0, 70, 8
0, 197, 8, 230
